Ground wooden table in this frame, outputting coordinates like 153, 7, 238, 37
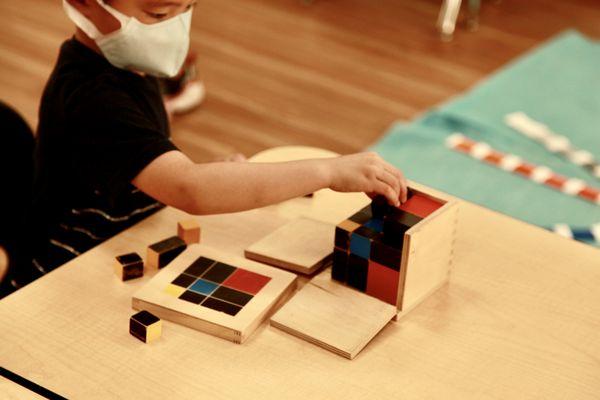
2, 147, 600, 399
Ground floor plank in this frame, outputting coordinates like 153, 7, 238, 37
1, 0, 599, 162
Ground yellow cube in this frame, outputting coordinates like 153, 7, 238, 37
177, 219, 201, 245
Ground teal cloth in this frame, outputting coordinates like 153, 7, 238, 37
371, 30, 600, 229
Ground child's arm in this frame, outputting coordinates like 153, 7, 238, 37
132, 150, 407, 215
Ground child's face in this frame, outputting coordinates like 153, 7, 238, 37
107, 0, 196, 24
72, 0, 196, 34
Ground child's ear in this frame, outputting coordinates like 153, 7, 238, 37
67, 0, 121, 34
66, 0, 96, 18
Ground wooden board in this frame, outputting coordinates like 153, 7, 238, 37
270, 268, 397, 359
397, 199, 458, 314
133, 244, 297, 344
245, 217, 335, 274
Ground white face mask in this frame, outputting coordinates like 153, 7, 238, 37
62, 0, 192, 78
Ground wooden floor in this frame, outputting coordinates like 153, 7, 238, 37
1, 0, 599, 162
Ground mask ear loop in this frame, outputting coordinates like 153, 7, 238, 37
63, 0, 129, 39
62, 0, 104, 40
95, 0, 129, 27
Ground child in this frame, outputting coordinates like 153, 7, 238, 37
8, 0, 407, 293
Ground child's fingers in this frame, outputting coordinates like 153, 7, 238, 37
395, 169, 408, 203
230, 153, 247, 162
381, 160, 408, 203
376, 169, 401, 204
398, 172, 408, 203
372, 179, 399, 207
390, 167, 407, 203
215, 153, 247, 162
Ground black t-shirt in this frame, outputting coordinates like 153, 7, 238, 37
18, 38, 178, 286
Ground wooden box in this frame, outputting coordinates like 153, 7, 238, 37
332, 188, 458, 315
271, 188, 458, 358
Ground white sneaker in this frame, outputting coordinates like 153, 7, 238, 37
164, 80, 206, 116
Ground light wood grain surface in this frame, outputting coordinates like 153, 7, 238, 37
1, 376, 46, 400
2, 146, 600, 399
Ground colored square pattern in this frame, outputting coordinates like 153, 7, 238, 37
164, 255, 272, 316
349, 229, 373, 259
334, 227, 351, 250
397, 191, 444, 219
222, 268, 271, 295
134, 246, 297, 345
179, 290, 206, 304
171, 273, 196, 288
332, 192, 444, 306
347, 254, 368, 291
202, 262, 236, 283
349, 208, 372, 225
331, 248, 348, 282
364, 218, 384, 233
370, 240, 402, 271
366, 261, 400, 305
189, 279, 218, 295
164, 284, 186, 297
184, 256, 213, 276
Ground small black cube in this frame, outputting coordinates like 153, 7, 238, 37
147, 236, 187, 269
114, 252, 144, 281
130, 310, 162, 343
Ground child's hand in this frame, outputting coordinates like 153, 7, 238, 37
326, 152, 408, 206
214, 153, 247, 162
